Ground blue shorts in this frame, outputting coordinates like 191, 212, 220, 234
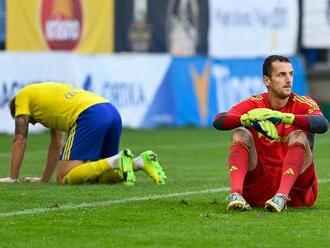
60, 103, 122, 161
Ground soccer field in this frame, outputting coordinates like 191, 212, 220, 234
0, 128, 330, 248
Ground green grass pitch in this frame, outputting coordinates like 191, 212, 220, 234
0, 128, 330, 247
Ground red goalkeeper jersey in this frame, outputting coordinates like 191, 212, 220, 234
228, 92, 321, 168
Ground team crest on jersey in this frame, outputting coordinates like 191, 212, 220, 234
229, 165, 238, 172
40, 0, 83, 50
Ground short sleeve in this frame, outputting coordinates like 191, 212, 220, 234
15, 90, 31, 116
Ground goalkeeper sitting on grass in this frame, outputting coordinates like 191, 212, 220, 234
0, 82, 166, 186
213, 55, 328, 212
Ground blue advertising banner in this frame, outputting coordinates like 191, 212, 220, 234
165, 56, 308, 127
212, 56, 308, 113
165, 57, 218, 127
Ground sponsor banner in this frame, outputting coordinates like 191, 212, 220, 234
7, 0, 114, 52
208, 0, 299, 58
302, 0, 330, 48
0, 53, 171, 133
212, 58, 267, 113
166, 56, 308, 127
0, 52, 76, 133
165, 57, 218, 127
73, 54, 172, 128
0, 53, 308, 133
212, 57, 308, 113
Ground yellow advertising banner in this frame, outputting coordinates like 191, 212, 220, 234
7, 0, 114, 52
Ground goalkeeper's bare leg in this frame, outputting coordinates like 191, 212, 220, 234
227, 127, 257, 211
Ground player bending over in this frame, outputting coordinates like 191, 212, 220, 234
0, 82, 166, 185
213, 55, 328, 212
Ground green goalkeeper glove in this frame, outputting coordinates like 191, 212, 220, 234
240, 113, 252, 127
268, 110, 295, 125
247, 108, 275, 121
240, 113, 279, 140
245, 108, 295, 125
241, 108, 275, 126
251, 120, 279, 140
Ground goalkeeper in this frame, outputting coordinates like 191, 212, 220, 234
213, 55, 328, 212
0, 82, 166, 185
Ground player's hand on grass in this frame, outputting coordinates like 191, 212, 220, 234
24, 177, 42, 183
0, 177, 19, 183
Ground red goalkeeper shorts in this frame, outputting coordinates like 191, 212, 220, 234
242, 160, 318, 207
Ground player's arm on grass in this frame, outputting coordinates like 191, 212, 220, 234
0, 115, 30, 183
40, 130, 64, 182
11, 115, 30, 180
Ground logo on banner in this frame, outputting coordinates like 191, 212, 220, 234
212, 64, 266, 113
41, 0, 83, 50
190, 62, 210, 126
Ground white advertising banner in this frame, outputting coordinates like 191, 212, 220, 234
302, 0, 330, 48
0, 52, 171, 133
208, 0, 299, 58
0, 52, 76, 133
72, 54, 171, 129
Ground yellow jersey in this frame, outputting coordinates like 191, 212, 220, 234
15, 82, 108, 131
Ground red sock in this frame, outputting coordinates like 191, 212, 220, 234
228, 142, 249, 194
277, 143, 306, 196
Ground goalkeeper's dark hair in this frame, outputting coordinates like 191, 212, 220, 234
9, 97, 16, 119
263, 55, 291, 77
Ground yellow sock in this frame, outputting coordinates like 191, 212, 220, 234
64, 159, 110, 185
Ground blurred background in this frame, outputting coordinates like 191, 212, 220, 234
0, 0, 329, 133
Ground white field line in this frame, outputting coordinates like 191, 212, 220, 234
0, 187, 229, 218
1, 179, 330, 218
